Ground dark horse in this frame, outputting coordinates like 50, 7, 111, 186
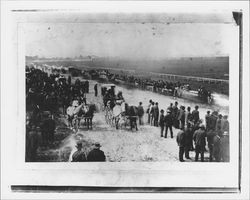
124, 103, 138, 131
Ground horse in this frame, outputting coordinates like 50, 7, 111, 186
83, 104, 96, 129
112, 101, 126, 129
124, 103, 139, 131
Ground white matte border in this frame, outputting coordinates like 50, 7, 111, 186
1, 1, 249, 200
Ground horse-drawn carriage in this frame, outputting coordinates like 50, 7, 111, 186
66, 101, 96, 132
100, 84, 138, 131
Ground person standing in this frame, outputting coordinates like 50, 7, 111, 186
87, 142, 106, 162
221, 115, 229, 133
178, 106, 186, 130
137, 102, 144, 125
72, 142, 87, 162
167, 103, 173, 115
164, 110, 173, 138
159, 109, 165, 137
94, 83, 98, 97
213, 133, 221, 162
205, 111, 211, 130
185, 106, 192, 128
147, 100, 153, 124
206, 129, 216, 162
216, 114, 223, 137
184, 125, 192, 159
150, 102, 155, 126
192, 105, 200, 125
176, 129, 185, 162
153, 102, 159, 127
172, 101, 179, 129
193, 125, 206, 162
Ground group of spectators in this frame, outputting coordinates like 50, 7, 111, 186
71, 142, 106, 162
25, 66, 90, 161
136, 99, 230, 162
90, 69, 211, 101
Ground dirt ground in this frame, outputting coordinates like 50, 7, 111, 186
36, 77, 229, 162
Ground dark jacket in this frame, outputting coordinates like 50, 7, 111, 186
192, 110, 200, 123
153, 105, 159, 119
87, 149, 106, 162
184, 127, 193, 148
159, 114, 165, 126
137, 105, 144, 117
164, 114, 173, 126
176, 130, 185, 147
193, 129, 206, 147
72, 150, 87, 162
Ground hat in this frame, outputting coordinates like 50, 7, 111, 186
167, 109, 171, 113
94, 142, 101, 148
75, 141, 82, 148
223, 131, 229, 136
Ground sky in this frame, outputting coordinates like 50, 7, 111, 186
24, 13, 238, 59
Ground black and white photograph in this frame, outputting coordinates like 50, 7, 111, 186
25, 16, 232, 163
1, 1, 249, 199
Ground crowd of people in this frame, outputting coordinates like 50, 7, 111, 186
26, 65, 229, 163
25, 66, 91, 161
136, 99, 230, 162
90, 69, 212, 102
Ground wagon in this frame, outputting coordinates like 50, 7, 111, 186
101, 84, 116, 96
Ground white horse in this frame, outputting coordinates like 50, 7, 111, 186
112, 101, 126, 129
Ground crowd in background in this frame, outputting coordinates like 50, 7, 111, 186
25, 66, 90, 161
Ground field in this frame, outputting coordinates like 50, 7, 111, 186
27, 56, 229, 95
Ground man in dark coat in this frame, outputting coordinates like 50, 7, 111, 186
72, 142, 87, 162
192, 105, 200, 125
176, 129, 185, 162
167, 103, 173, 115
159, 109, 165, 137
207, 129, 216, 162
216, 114, 223, 137
213, 134, 221, 162
184, 125, 192, 159
87, 143, 106, 162
172, 101, 179, 128
205, 111, 211, 130
137, 102, 144, 125
153, 102, 159, 127
178, 106, 186, 130
94, 83, 98, 97
193, 125, 206, 162
164, 110, 173, 138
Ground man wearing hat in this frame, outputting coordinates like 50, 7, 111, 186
87, 142, 106, 162
193, 125, 206, 162
191, 105, 200, 125
159, 109, 165, 137
164, 109, 174, 138
72, 141, 87, 162
137, 102, 145, 125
